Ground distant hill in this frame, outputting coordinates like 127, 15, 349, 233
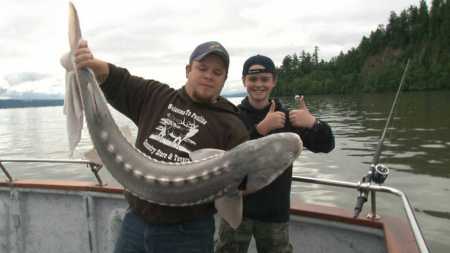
273, 0, 450, 95
222, 90, 246, 97
0, 99, 64, 109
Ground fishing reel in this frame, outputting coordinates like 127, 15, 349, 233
368, 164, 389, 184
353, 164, 390, 218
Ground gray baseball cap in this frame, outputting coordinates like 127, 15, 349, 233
189, 41, 230, 69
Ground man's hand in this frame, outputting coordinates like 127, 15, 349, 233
74, 40, 109, 83
289, 95, 316, 128
256, 100, 286, 135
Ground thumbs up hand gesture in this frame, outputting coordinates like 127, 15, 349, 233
289, 95, 316, 128
256, 100, 286, 136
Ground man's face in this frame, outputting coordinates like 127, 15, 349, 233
243, 64, 276, 104
185, 54, 227, 103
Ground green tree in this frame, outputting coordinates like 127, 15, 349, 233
274, 0, 448, 96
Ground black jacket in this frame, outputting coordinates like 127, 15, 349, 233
101, 64, 248, 223
238, 97, 334, 222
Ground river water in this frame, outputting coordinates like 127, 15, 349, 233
0, 90, 449, 252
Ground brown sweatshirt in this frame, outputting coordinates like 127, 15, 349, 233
101, 64, 248, 223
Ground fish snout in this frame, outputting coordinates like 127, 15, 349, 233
279, 133, 303, 164
267, 132, 303, 156
241, 133, 303, 194
291, 133, 303, 157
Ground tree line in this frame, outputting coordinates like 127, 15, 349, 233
273, 0, 450, 96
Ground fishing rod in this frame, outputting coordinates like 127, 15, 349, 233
372, 59, 411, 165
353, 59, 411, 219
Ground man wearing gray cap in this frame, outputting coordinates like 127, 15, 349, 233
74, 40, 248, 253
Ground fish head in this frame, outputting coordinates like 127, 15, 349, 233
232, 132, 303, 193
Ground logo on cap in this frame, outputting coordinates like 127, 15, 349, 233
242, 55, 276, 76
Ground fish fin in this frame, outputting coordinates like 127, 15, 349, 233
214, 193, 243, 229
119, 125, 135, 144
189, 148, 225, 161
84, 148, 103, 165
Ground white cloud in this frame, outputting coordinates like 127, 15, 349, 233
0, 0, 429, 98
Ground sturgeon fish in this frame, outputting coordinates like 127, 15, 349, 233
64, 3, 302, 212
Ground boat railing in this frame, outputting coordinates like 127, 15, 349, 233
0, 159, 428, 253
292, 175, 429, 253
0, 158, 104, 186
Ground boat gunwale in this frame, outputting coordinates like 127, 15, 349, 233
290, 199, 419, 253
1, 178, 420, 253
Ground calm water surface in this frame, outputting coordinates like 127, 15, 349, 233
0, 90, 449, 252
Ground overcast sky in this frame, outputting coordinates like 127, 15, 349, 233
0, 0, 428, 99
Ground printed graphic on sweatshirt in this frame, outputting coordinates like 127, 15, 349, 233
143, 103, 207, 162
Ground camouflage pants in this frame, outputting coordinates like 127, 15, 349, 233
215, 217, 293, 253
